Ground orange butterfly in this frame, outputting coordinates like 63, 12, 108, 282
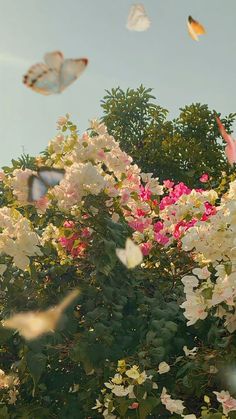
187, 16, 206, 41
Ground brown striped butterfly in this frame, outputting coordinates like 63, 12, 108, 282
23, 51, 88, 95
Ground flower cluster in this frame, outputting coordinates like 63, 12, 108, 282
93, 360, 158, 418
58, 221, 91, 259
0, 207, 42, 270
0, 369, 19, 405
180, 180, 236, 331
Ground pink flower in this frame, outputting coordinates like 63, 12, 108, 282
173, 219, 197, 239
129, 402, 139, 410
199, 173, 209, 183
159, 196, 175, 210
35, 196, 50, 213
201, 202, 216, 221
154, 232, 169, 246
136, 208, 147, 217
170, 182, 191, 200
121, 190, 130, 205
97, 149, 106, 160
153, 221, 164, 233
63, 221, 75, 228
214, 390, 236, 416
0, 172, 6, 181
163, 180, 174, 189
159, 182, 191, 210
128, 218, 152, 233
71, 242, 87, 258
81, 227, 91, 238
140, 242, 152, 256
139, 185, 152, 201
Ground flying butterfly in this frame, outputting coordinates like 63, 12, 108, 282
216, 116, 236, 166
3, 289, 80, 340
187, 16, 206, 41
126, 4, 151, 32
28, 167, 65, 202
116, 238, 143, 269
23, 51, 88, 95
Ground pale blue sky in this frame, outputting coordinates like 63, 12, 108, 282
0, 0, 235, 166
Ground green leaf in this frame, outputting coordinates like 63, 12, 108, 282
117, 399, 132, 417
0, 406, 9, 418
138, 397, 160, 419
26, 351, 47, 396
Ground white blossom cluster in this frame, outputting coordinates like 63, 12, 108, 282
180, 180, 236, 332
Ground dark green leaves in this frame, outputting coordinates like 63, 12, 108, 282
26, 351, 47, 396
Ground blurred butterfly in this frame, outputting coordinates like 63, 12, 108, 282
187, 16, 206, 41
116, 238, 143, 269
126, 4, 151, 32
28, 167, 65, 202
3, 289, 80, 340
216, 116, 236, 166
23, 51, 88, 95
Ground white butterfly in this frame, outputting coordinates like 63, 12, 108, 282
28, 167, 65, 202
126, 4, 151, 32
116, 238, 143, 269
23, 51, 88, 95
3, 289, 79, 340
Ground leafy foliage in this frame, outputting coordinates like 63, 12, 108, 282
101, 86, 236, 187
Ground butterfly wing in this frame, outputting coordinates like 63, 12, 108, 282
127, 4, 151, 32
187, 16, 206, 41
125, 238, 143, 269
23, 62, 60, 95
28, 175, 48, 202
216, 117, 236, 166
44, 51, 64, 71
38, 167, 65, 187
3, 311, 56, 340
59, 58, 88, 92
116, 248, 128, 267
116, 238, 143, 269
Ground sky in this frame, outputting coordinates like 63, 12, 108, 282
0, 0, 235, 166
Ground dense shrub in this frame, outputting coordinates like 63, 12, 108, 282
0, 111, 235, 418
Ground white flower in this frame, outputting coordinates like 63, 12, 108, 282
92, 398, 103, 411
57, 115, 68, 126
158, 362, 170, 374
192, 267, 210, 279
111, 374, 123, 385
183, 346, 198, 358
112, 385, 131, 397
125, 365, 140, 379
161, 387, 185, 415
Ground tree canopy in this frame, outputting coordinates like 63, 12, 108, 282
101, 85, 236, 187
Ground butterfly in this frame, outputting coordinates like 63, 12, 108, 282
116, 238, 143, 269
3, 289, 80, 340
187, 16, 206, 41
28, 167, 65, 202
23, 51, 88, 95
126, 4, 151, 32
216, 117, 236, 166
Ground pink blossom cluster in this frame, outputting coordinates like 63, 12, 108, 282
58, 221, 91, 259
123, 177, 217, 256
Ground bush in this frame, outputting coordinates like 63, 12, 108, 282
0, 112, 235, 418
